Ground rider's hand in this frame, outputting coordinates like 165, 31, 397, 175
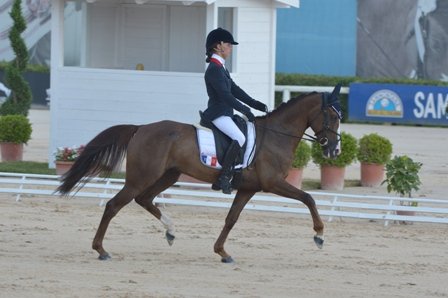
245, 111, 255, 122
253, 101, 268, 113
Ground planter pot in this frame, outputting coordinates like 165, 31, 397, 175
320, 165, 345, 190
1, 142, 24, 161
360, 162, 385, 187
55, 161, 74, 175
285, 167, 304, 189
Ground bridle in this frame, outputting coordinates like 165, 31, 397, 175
308, 99, 341, 146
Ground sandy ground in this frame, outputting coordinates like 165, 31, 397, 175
1, 195, 447, 298
0, 109, 447, 297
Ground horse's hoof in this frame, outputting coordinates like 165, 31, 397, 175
165, 231, 175, 246
221, 256, 234, 263
314, 235, 324, 249
98, 253, 111, 260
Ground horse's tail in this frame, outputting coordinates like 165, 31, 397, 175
57, 124, 140, 195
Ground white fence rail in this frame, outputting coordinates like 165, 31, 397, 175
275, 85, 350, 103
1, 172, 447, 226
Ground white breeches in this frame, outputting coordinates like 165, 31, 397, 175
212, 116, 246, 147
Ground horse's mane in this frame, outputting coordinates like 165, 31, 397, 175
259, 91, 318, 119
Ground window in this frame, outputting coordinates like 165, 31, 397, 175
63, 1, 206, 73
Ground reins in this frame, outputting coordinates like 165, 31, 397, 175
255, 123, 318, 142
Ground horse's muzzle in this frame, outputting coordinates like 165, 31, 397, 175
322, 147, 340, 159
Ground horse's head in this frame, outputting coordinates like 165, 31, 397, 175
309, 84, 342, 159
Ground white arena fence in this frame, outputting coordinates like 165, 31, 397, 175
275, 85, 350, 103
1, 172, 447, 226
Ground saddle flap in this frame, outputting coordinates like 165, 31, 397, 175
198, 112, 248, 165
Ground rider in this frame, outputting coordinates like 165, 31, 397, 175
202, 27, 268, 194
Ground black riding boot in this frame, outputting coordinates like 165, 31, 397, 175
212, 141, 241, 194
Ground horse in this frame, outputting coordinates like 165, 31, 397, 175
57, 85, 342, 263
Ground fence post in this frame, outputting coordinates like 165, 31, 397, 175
384, 198, 394, 227
282, 89, 291, 103
15, 175, 27, 202
328, 196, 339, 222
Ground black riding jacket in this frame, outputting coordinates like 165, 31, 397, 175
202, 59, 263, 121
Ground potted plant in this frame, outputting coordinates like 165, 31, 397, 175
0, 115, 32, 161
311, 132, 357, 190
382, 155, 422, 217
54, 145, 85, 175
286, 141, 311, 189
357, 133, 393, 187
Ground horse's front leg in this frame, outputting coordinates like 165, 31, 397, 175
268, 179, 325, 248
214, 189, 256, 263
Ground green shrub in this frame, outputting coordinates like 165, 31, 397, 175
311, 132, 357, 167
292, 141, 311, 168
382, 155, 422, 200
0, 115, 32, 143
357, 133, 393, 164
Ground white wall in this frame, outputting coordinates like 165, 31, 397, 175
228, 1, 276, 108
51, 67, 207, 151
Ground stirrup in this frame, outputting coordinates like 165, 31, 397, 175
212, 174, 233, 194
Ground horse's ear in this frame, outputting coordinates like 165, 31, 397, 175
330, 83, 342, 100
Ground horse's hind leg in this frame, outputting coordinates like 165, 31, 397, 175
92, 186, 135, 260
134, 169, 180, 246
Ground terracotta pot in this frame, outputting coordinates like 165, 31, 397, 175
55, 161, 74, 175
320, 165, 345, 190
285, 167, 304, 189
360, 162, 385, 187
1, 142, 24, 162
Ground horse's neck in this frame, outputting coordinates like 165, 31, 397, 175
270, 95, 317, 138
258, 96, 317, 151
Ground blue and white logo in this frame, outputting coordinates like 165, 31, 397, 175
366, 89, 403, 118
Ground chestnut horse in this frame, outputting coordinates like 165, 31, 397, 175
57, 85, 342, 263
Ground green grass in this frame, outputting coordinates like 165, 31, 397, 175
0, 161, 359, 190
0, 161, 55, 174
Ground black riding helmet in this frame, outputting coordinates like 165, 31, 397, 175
205, 27, 238, 50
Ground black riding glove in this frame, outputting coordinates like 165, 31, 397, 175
245, 110, 255, 122
252, 101, 268, 113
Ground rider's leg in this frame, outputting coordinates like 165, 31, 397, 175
211, 116, 245, 194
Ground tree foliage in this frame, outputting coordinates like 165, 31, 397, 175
0, 0, 32, 116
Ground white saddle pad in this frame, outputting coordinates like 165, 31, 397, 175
195, 122, 256, 169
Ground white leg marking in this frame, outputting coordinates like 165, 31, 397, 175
160, 212, 175, 235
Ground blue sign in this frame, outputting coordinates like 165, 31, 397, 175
349, 83, 448, 126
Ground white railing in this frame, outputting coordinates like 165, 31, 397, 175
275, 85, 350, 102
1, 172, 447, 226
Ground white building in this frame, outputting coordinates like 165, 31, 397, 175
49, 0, 299, 164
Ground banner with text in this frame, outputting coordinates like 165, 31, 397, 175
348, 83, 448, 126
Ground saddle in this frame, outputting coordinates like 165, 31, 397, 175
199, 111, 248, 165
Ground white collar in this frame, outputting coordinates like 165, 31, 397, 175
211, 54, 226, 68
